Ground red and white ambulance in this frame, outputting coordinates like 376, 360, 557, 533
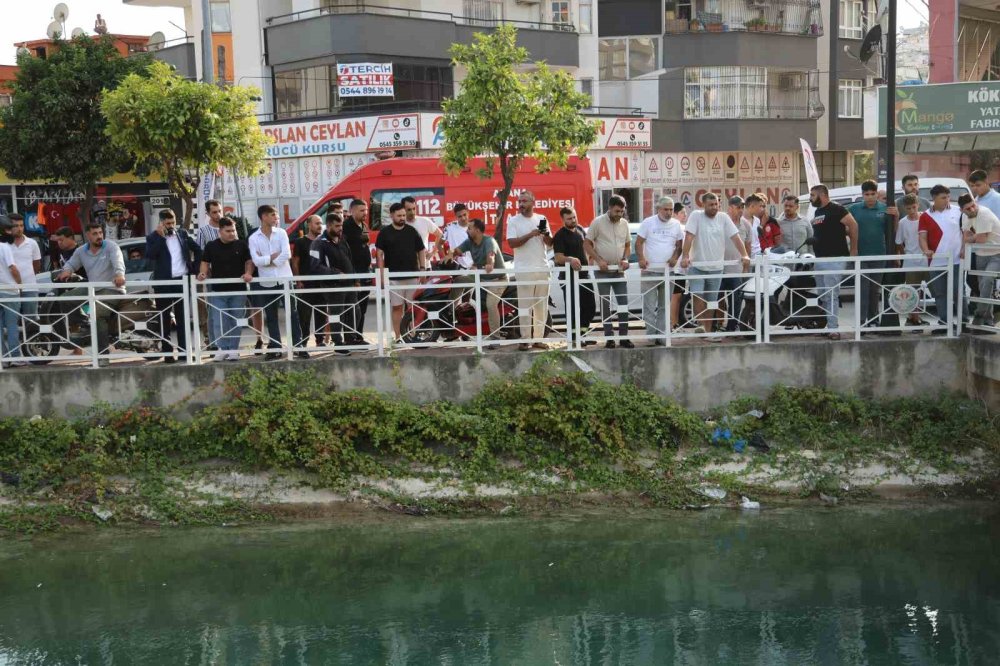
287, 155, 595, 251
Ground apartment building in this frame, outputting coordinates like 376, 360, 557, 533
127, 0, 875, 220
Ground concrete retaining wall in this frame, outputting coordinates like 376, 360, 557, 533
0, 337, 980, 419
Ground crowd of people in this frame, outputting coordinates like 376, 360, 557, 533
0, 169, 998, 367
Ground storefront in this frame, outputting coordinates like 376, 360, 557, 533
232, 113, 801, 224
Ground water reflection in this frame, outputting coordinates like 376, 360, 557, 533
0, 506, 998, 665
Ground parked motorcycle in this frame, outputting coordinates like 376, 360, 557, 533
767, 238, 828, 330
20, 273, 161, 363
399, 261, 520, 343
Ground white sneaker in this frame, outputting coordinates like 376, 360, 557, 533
213, 351, 228, 362
10, 360, 29, 367
226, 351, 241, 361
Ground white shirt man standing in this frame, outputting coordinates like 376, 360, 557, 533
436, 203, 473, 269
0, 240, 23, 367
918, 185, 966, 329
636, 196, 684, 344
506, 190, 553, 350
959, 192, 1000, 327
249, 204, 306, 360
402, 196, 440, 269
680, 193, 749, 342
8, 214, 41, 320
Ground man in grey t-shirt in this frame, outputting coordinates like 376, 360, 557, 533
57, 223, 126, 363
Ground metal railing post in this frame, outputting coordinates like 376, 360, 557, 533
665, 270, 673, 347
572, 265, 582, 350
375, 270, 386, 356
474, 270, 483, 353
564, 265, 573, 350
853, 257, 862, 341
88, 286, 100, 368
758, 256, 766, 344
283, 278, 295, 360
187, 277, 199, 365
946, 261, 955, 338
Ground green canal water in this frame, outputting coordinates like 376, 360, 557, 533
1, 505, 998, 665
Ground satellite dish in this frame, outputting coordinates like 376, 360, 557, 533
71, 27, 84, 38
46, 20, 63, 40
859, 25, 882, 64
53, 3, 69, 23
148, 31, 166, 50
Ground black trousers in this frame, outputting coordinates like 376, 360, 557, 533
297, 290, 327, 344
346, 275, 372, 339
562, 269, 596, 332
154, 280, 188, 354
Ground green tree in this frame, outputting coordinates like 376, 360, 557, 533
0, 35, 152, 223
440, 25, 598, 241
101, 61, 270, 227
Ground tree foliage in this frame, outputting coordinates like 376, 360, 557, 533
440, 25, 598, 240
0, 36, 152, 222
101, 61, 270, 226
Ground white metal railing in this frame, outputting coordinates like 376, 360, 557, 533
0, 252, 992, 370
963, 243, 1000, 335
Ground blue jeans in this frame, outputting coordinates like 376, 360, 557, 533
974, 254, 1000, 324
813, 259, 846, 329
209, 293, 247, 351
251, 283, 303, 349
0, 292, 20, 359
928, 263, 966, 326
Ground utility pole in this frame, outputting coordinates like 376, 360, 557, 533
885, 0, 896, 206
201, 0, 214, 84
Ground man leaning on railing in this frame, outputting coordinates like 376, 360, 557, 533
197, 217, 253, 362
449, 218, 507, 350
960, 193, 1000, 331
56, 222, 126, 367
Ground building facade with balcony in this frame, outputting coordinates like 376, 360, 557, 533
125, 0, 875, 221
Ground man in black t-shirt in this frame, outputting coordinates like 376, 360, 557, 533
343, 199, 373, 344
292, 214, 326, 347
376, 202, 426, 340
552, 207, 596, 341
808, 184, 859, 338
197, 217, 253, 360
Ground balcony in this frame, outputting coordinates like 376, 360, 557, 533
145, 36, 196, 79
264, 3, 578, 69
664, 0, 823, 37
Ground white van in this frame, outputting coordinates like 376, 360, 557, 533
798, 177, 972, 221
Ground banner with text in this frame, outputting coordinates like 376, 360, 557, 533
337, 62, 394, 98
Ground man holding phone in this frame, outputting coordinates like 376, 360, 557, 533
585, 195, 634, 348
506, 191, 553, 350
145, 209, 201, 362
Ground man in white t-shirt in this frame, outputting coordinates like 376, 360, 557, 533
636, 196, 684, 343
894, 194, 925, 326
959, 192, 1000, 327
0, 240, 23, 365
506, 190, 553, 350
918, 184, 967, 328
8, 215, 41, 319
680, 193, 750, 341
402, 196, 440, 269
436, 203, 473, 269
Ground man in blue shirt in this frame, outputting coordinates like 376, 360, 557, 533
849, 180, 890, 329
969, 170, 1000, 307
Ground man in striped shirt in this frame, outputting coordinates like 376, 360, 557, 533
196, 200, 224, 349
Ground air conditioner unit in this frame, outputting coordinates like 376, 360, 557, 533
778, 73, 805, 91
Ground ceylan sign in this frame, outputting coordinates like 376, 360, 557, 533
874, 82, 1000, 137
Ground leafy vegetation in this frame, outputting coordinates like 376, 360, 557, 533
0, 35, 152, 221
439, 25, 598, 241
1, 366, 997, 536
101, 61, 270, 226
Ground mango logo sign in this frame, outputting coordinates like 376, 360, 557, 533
895, 90, 954, 131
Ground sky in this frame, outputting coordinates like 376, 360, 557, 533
0, 0, 927, 66
0, 1, 185, 65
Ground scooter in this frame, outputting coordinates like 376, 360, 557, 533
399, 260, 519, 343
767, 239, 828, 330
